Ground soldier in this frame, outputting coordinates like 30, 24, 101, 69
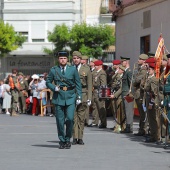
80, 55, 91, 126
72, 52, 92, 145
8, 69, 20, 116
46, 51, 82, 149
144, 63, 159, 142
118, 56, 134, 133
18, 72, 29, 114
89, 60, 107, 128
110, 64, 126, 133
109, 59, 121, 130
163, 54, 170, 141
133, 54, 148, 136
89, 59, 97, 72
156, 54, 168, 141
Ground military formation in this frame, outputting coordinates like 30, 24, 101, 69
46, 50, 170, 149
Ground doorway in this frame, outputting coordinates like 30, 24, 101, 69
140, 35, 150, 54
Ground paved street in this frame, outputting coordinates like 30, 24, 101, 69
0, 114, 169, 170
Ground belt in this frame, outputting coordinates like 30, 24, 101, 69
93, 87, 98, 89
82, 85, 87, 88
60, 86, 75, 91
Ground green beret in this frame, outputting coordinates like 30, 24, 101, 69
18, 72, 24, 76
119, 65, 126, 71
81, 55, 88, 60
120, 56, 130, 61
163, 54, 168, 61
148, 51, 155, 57
72, 51, 82, 58
139, 54, 148, 60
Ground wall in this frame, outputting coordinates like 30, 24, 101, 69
115, 0, 170, 66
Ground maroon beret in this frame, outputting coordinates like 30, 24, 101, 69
112, 60, 121, 65
149, 63, 155, 69
145, 57, 156, 63
94, 60, 103, 66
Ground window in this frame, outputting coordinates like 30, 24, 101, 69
143, 10, 151, 29
140, 35, 150, 54
32, 39, 45, 42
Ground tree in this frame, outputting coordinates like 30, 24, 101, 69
45, 22, 115, 58
0, 20, 26, 57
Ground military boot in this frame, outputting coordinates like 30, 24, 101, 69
11, 110, 19, 116
120, 124, 132, 133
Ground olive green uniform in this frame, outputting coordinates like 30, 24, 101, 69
111, 72, 125, 131
133, 65, 148, 134
156, 68, 166, 139
10, 75, 19, 115
18, 79, 29, 113
114, 68, 133, 131
92, 69, 107, 127
73, 64, 92, 139
144, 75, 159, 141
91, 68, 99, 125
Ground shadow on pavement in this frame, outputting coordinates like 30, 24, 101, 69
32, 144, 59, 148
47, 141, 60, 143
122, 133, 170, 149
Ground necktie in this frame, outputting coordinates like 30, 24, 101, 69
62, 67, 65, 75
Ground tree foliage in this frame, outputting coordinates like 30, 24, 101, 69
0, 20, 26, 57
46, 22, 115, 58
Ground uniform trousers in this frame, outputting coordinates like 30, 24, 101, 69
11, 89, 19, 113
123, 98, 134, 128
55, 104, 75, 142
135, 98, 147, 133
73, 103, 87, 139
146, 95, 158, 140
93, 91, 107, 126
19, 91, 27, 113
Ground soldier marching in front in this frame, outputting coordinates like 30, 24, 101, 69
72, 52, 92, 145
46, 51, 82, 149
133, 54, 148, 136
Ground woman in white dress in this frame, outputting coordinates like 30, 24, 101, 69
2, 84, 12, 115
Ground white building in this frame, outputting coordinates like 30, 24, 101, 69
0, 0, 115, 78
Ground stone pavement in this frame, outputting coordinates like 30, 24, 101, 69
0, 114, 169, 170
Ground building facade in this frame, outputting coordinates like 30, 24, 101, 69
0, 0, 116, 78
1, 0, 82, 78
112, 0, 169, 66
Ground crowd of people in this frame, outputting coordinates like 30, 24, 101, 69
0, 70, 53, 117
0, 50, 170, 149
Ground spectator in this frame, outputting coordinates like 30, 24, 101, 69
37, 74, 47, 116
29, 74, 39, 116
0, 80, 5, 114
2, 82, 11, 115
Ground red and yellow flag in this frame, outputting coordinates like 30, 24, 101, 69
155, 35, 164, 78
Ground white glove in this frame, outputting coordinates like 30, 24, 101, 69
55, 86, 60, 91
142, 104, 146, 112
76, 99, 81, 105
87, 100, 91, 106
